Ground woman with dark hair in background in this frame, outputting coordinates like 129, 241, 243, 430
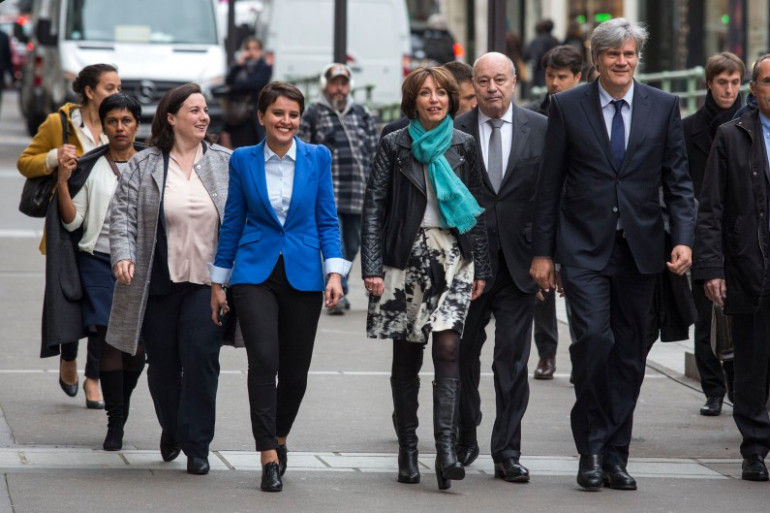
361, 66, 490, 490
107, 83, 231, 475
56, 93, 146, 451
17, 63, 121, 409
210, 81, 347, 492
219, 36, 272, 148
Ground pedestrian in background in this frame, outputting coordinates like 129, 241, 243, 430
524, 19, 559, 88
0, 29, 13, 120
299, 63, 378, 315
682, 51, 744, 416
361, 66, 490, 491
107, 83, 231, 476
18, 63, 121, 410
219, 37, 272, 149
55, 93, 146, 451
693, 54, 770, 482
210, 82, 348, 493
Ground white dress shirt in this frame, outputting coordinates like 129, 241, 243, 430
477, 103, 514, 179
597, 80, 634, 149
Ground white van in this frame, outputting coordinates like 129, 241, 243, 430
21, 0, 227, 136
259, 0, 410, 105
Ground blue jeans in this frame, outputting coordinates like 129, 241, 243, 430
338, 212, 361, 295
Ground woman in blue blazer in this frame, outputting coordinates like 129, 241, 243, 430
210, 82, 349, 492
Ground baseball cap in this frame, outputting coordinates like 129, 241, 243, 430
324, 63, 352, 81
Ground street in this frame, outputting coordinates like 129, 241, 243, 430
0, 90, 767, 512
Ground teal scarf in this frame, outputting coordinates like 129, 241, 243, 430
409, 116, 484, 233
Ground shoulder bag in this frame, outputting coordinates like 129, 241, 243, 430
18, 112, 68, 218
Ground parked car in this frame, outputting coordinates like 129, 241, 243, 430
408, 23, 463, 71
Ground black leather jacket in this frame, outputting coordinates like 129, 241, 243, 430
361, 127, 491, 280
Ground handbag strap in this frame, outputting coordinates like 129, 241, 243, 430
104, 153, 122, 179
59, 111, 68, 145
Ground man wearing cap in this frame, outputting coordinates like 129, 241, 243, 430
299, 63, 378, 314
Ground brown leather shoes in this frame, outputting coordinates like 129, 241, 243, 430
534, 358, 556, 380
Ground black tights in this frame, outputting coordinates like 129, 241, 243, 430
95, 326, 145, 373
391, 330, 460, 381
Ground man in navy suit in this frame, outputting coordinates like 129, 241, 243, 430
530, 18, 696, 491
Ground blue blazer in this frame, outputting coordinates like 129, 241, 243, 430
214, 137, 342, 291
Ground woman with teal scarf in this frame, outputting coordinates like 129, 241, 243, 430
361, 66, 491, 491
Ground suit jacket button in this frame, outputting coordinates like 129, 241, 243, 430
612, 207, 618, 213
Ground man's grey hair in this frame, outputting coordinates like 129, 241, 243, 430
472, 52, 517, 79
590, 18, 648, 63
751, 54, 770, 82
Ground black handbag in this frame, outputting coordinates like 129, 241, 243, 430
710, 304, 734, 362
18, 112, 68, 218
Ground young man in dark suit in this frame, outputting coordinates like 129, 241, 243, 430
454, 52, 548, 483
530, 18, 696, 491
682, 52, 744, 417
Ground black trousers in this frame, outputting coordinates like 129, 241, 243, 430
60, 339, 100, 380
560, 233, 656, 467
142, 282, 223, 459
692, 281, 734, 399
232, 257, 323, 452
533, 289, 558, 359
459, 251, 534, 462
730, 297, 770, 458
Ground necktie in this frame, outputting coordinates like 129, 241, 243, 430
610, 99, 626, 169
487, 118, 504, 193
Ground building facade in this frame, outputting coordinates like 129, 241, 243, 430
407, 0, 768, 74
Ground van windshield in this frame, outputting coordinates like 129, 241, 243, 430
65, 0, 218, 44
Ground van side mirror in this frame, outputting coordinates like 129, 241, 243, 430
35, 18, 58, 47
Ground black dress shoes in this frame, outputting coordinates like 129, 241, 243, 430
534, 358, 556, 380
59, 377, 79, 398
456, 441, 480, 467
277, 444, 288, 476
494, 457, 530, 483
187, 456, 210, 475
603, 465, 637, 490
700, 396, 723, 416
742, 454, 769, 481
261, 461, 283, 492
577, 454, 604, 490
160, 432, 181, 462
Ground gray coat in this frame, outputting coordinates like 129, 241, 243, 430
106, 143, 231, 355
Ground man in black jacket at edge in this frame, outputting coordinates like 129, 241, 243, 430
693, 54, 770, 483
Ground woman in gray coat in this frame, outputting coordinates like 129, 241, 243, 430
107, 83, 231, 475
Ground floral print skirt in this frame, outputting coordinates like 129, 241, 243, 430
366, 228, 474, 343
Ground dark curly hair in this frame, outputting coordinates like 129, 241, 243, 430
72, 63, 118, 106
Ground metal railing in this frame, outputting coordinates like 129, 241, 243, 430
291, 66, 751, 122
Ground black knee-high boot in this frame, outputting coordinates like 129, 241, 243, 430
122, 369, 144, 427
391, 377, 420, 483
433, 378, 464, 490
100, 370, 124, 451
